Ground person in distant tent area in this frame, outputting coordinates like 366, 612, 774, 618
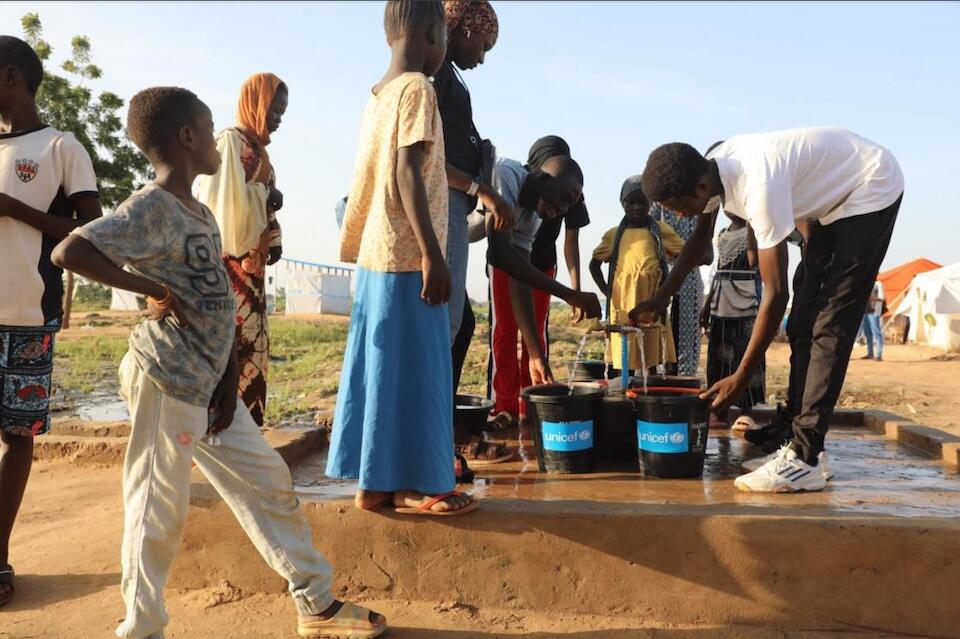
859, 280, 886, 361
632, 127, 903, 493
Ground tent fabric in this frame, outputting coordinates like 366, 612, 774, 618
285, 270, 351, 315
878, 258, 941, 316
110, 288, 142, 311
893, 263, 960, 352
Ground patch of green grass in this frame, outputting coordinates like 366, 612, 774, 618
265, 317, 350, 424
49, 302, 605, 424
71, 283, 112, 312
54, 334, 129, 394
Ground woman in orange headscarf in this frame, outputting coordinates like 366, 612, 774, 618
197, 73, 288, 427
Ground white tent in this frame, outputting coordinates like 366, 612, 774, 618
276, 259, 353, 316
892, 262, 960, 351
110, 288, 143, 311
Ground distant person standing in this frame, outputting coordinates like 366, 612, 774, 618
860, 281, 886, 361
632, 127, 903, 493
197, 73, 288, 427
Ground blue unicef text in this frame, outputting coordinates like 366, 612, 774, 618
541, 420, 594, 452
637, 421, 689, 453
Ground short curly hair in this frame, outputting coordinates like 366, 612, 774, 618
384, 0, 445, 42
0, 35, 44, 96
641, 143, 710, 202
127, 86, 203, 160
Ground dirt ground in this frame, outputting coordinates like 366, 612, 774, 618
767, 341, 960, 438
2, 463, 905, 639
3, 314, 957, 637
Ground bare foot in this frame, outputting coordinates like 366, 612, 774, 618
393, 490, 474, 513
354, 489, 392, 511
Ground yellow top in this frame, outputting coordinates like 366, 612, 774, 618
340, 72, 448, 272
593, 222, 684, 369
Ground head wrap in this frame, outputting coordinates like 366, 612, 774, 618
444, 0, 499, 36
526, 135, 570, 172
620, 174, 645, 204
236, 72, 285, 147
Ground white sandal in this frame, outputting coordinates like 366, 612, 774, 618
298, 601, 387, 638
732, 415, 761, 431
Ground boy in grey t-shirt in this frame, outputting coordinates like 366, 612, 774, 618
53, 87, 385, 639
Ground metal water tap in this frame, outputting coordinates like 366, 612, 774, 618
603, 323, 641, 334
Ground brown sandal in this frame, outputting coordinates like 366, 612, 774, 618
460, 438, 513, 466
395, 491, 480, 516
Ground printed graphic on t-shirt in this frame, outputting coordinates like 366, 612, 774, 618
15, 158, 39, 183
185, 234, 232, 311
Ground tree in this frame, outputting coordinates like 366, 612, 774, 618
21, 13, 148, 210
21, 13, 150, 325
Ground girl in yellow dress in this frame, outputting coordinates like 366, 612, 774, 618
589, 175, 684, 375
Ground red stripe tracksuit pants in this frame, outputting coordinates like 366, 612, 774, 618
487, 265, 556, 416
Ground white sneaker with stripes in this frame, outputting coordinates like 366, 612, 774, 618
741, 450, 834, 480
735, 445, 828, 493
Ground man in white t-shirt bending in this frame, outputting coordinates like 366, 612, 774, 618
630, 127, 903, 493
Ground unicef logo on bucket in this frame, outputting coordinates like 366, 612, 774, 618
637, 421, 688, 453
541, 420, 594, 452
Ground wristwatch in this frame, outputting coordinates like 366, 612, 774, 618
466, 180, 480, 197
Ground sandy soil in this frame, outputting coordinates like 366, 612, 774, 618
765, 341, 960, 437
2, 463, 898, 639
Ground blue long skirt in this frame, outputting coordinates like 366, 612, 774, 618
326, 267, 454, 494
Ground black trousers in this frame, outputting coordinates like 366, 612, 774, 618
785, 195, 901, 462
452, 296, 475, 394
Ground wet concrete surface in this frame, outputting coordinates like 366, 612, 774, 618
293, 426, 960, 519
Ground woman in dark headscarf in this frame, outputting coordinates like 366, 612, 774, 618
482, 135, 589, 426
438, 0, 514, 473
527, 135, 590, 319
437, 0, 507, 395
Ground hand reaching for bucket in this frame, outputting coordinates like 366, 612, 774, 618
700, 371, 748, 413
529, 357, 554, 386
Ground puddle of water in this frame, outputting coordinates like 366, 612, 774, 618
292, 425, 960, 519
60, 392, 130, 422
291, 448, 359, 500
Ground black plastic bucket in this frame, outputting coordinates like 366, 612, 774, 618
570, 359, 606, 382
454, 394, 494, 440
631, 388, 710, 478
642, 375, 702, 390
596, 394, 640, 469
522, 383, 604, 474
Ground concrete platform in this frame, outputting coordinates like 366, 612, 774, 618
171, 418, 960, 637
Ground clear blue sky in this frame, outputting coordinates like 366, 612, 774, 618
4, 1, 958, 300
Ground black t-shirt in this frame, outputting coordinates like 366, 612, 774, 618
433, 60, 481, 177
530, 198, 590, 271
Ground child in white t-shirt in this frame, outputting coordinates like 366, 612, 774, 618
0, 35, 102, 609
